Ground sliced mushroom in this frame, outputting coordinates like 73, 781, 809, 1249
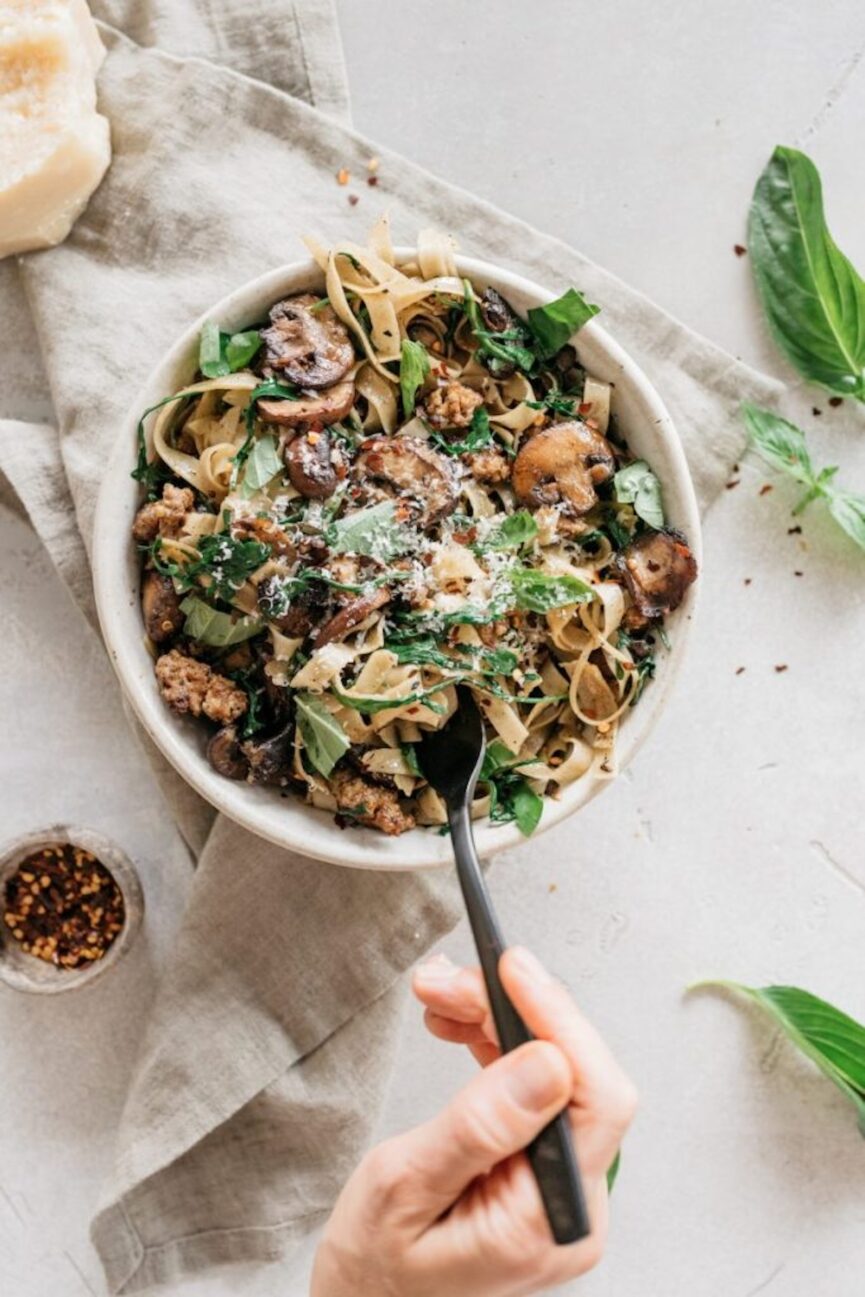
141, 570, 183, 643
616, 529, 697, 618
261, 294, 354, 389
285, 431, 338, 499
241, 723, 294, 786
355, 436, 457, 527
480, 287, 519, 334
257, 575, 323, 637
314, 586, 391, 649
207, 726, 250, 780
512, 421, 615, 516
258, 380, 355, 429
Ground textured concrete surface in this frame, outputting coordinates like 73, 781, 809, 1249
2, 2, 864, 1293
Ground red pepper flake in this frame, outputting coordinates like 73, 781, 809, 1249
794, 570, 803, 577
812, 407, 822, 416
829, 396, 843, 408
726, 479, 741, 490
578, 401, 593, 414
367, 175, 379, 187
744, 577, 752, 586
759, 484, 773, 496
735, 666, 746, 675
774, 664, 789, 673
336, 167, 350, 186
733, 244, 747, 257
787, 525, 802, 535
3, 843, 125, 969
348, 193, 359, 206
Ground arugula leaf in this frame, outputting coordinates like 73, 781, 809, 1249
228, 668, 267, 739
401, 743, 422, 777
400, 338, 431, 415
231, 380, 299, 487
743, 403, 865, 550
509, 567, 595, 613
386, 636, 518, 678
693, 981, 865, 1133
327, 500, 413, 560
479, 509, 539, 551
479, 646, 519, 674
748, 146, 865, 399
240, 434, 282, 495
479, 741, 543, 835
527, 288, 600, 360
510, 780, 544, 835
526, 393, 578, 417
614, 461, 665, 529
199, 322, 262, 378
616, 629, 657, 704
331, 683, 448, 716
189, 532, 271, 601
430, 405, 494, 456
180, 594, 264, 647
295, 692, 350, 778
132, 394, 189, 498
463, 280, 536, 374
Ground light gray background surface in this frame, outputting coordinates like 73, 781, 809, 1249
1, 2, 864, 1294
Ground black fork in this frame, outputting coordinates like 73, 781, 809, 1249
416, 687, 590, 1245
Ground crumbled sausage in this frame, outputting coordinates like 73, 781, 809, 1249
155, 649, 247, 724
466, 448, 511, 484
331, 768, 416, 836
132, 483, 194, 543
424, 381, 483, 429
233, 514, 296, 560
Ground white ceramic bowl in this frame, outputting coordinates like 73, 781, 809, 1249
93, 253, 701, 869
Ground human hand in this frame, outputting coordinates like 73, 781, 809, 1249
311, 947, 636, 1297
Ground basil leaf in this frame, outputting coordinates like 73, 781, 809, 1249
224, 330, 262, 372
481, 739, 519, 778
614, 461, 665, 529
200, 323, 262, 378
328, 501, 413, 560
241, 434, 282, 494
481, 509, 538, 551
527, 288, 600, 360
480, 647, 519, 674
511, 780, 543, 836
400, 338, 431, 415
694, 981, 865, 1133
742, 403, 865, 551
430, 406, 494, 456
401, 743, 422, 777
509, 567, 595, 613
180, 594, 264, 646
463, 280, 536, 373
828, 490, 865, 550
295, 692, 350, 778
748, 146, 865, 398
185, 532, 271, 601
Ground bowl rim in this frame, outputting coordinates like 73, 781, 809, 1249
0, 824, 144, 994
93, 250, 701, 870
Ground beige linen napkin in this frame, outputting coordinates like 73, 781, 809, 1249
0, 9, 785, 1293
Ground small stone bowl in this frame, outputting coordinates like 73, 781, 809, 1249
0, 825, 144, 994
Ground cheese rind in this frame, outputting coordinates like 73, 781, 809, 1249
0, 1, 110, 259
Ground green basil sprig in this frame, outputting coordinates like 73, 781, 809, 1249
400, 338, 431, 415
743, 403, 865, 551
692, 980, 865, 1134
748, 146, 865, 399
527, 287, 600, 360
199, 321, 262, 379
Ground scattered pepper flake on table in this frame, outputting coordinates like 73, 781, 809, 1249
759, 483, 773, 496
366, 156, 379, 173
367, 175, 379, 187
787, 525, 802, 535
348, 194, 359, 206
812, 407, 822, 416
726, 478, 740, 490
733, 244, 747, 257
794, 570, 803, 577
735, 666, 746, 675
3, 843, 125, 969
829, 396, 843, 408
774, 664, 789, 673
336, 167, 350, 186
744, 577, 752, 585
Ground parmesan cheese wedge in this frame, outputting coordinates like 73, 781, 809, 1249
0, 1, 111, 259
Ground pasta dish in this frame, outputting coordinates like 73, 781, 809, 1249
131, 224, 697, 836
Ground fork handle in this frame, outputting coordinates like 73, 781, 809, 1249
447, 802, 590, 1245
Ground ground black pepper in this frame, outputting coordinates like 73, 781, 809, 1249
3, 843, 125, 969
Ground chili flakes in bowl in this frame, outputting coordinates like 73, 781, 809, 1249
4, 842, 125, 969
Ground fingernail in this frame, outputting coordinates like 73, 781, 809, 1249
505, 1045, 566, 1111
507, 946, 553, 984
415, 953, 458, 983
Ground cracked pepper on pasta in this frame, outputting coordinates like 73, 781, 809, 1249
131, 223, 697, 836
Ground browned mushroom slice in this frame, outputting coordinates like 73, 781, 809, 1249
617, 529, 698, 618
261, 294, 354, 389
285, 431, 338, 499
512, 421, 615, 516
355, 437, 457, 527
141, 570, 183, 643
480, 287, 519, 334
241, 723, 293, 785
257, 380, 355, 429
314, 586, 391, 649
207, 726, 250, 780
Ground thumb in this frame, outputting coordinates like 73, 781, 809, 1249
396, 1040, 572, 1221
